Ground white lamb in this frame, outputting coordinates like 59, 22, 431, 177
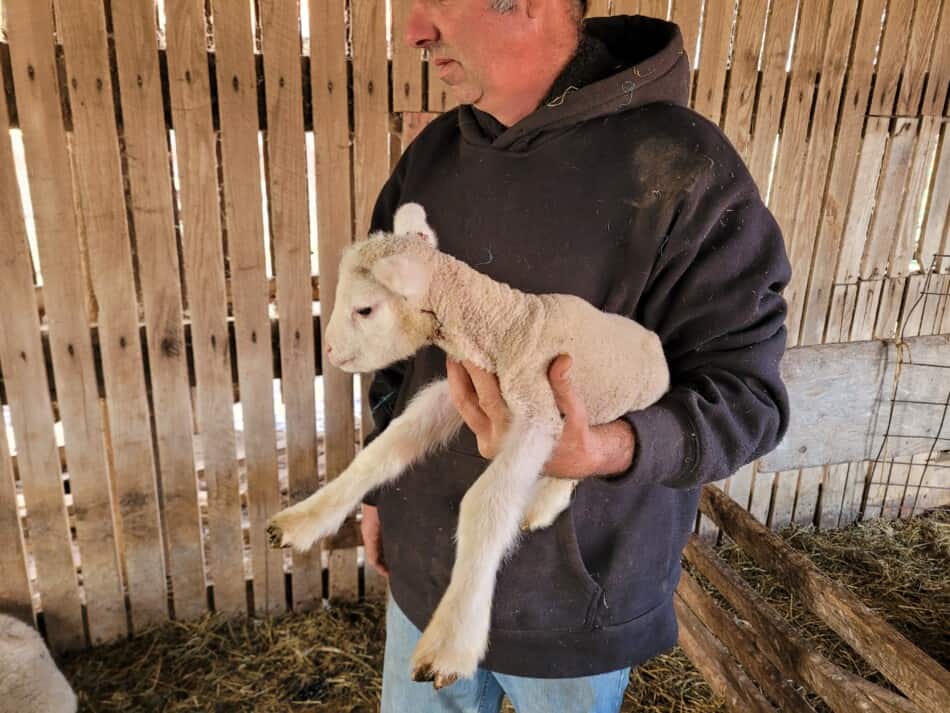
0, 613, 77, 713
267, 203, 669, 687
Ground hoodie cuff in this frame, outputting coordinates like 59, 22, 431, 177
607, 401, 699, 487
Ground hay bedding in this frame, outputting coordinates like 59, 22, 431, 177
60, 508, 948, 712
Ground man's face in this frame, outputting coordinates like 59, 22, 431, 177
405, 1, 570, 120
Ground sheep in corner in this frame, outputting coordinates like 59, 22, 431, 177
267, 203, 669, 688
0, 613, 78, 713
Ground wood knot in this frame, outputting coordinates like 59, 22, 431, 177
119, 336, 127, 348
210, 334, 217, 350
160, 335, 180, 358
279, 76, 285, 88
137, 74, 144, 87
96, 77, 104, 91
67, 344, 75, 357
185, 69, 192, 83
327, 80, 333, 93
367, 80, 374, 94
232, 75, 240, 91
251, 330, 257, 344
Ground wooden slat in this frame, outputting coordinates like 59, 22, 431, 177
892, 119, 941, 281
639, 1, 669, 19
56, 0, 169, 631
0, 418, 33, 625
901, 452, 932, 518
792, 466, 822, 527
783, 0, 859, 343
311, 0, 358, 603
838, 461, 867, 527
799, 0, 887, 345
677, 571, 816, 713
701, 484, 950, 713
917, 122, 950, 272
5, 0, 124, 650
746, 0, 798, 191
723, 462, 754, 513
670, 0, 703, 91
875, 276, 907, 341
258, 0, 322, 609
165, 0, 245, 615
109, 0, 206, 622
895, 0, 942, 117
674, 592, 778, 713
612, 1, 638, 15
690, 0, 735, 125
869, 0, 916, 117
685, 535, 922, 713
921, 0, 950, 116
818, 463, 849, 530
346, 0, 392, 602
768, 467, 798, 530
720, 0, 769, 163
586, 0, 611, 18
748, 468, 774, 524
212, 0, 284, 616
391, 0, 424, 112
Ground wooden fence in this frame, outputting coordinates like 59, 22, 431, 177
0, 0, 947, 652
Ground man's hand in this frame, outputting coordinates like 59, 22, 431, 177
361, 504, 388, 577
446, 355, 636, 478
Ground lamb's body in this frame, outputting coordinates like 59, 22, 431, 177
0, 614, 77, 713
268, 204, 669, 688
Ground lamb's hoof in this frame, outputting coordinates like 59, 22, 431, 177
266, 523, 284, 548
410, 665, 459, 690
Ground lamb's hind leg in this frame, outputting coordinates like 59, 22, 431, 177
410, 416, 557, 688
267, 379, 461, 552
521, 476, 578, 532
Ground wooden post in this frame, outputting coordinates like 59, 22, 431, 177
700, 485, 950, 713
165, 0, 246, 615
212, 0, 285, 616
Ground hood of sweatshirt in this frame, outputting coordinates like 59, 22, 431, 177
458, 15, 690, 151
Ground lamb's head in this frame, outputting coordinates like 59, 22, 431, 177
324, 203, 442, 373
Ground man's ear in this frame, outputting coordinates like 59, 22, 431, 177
393, 202, 438, 249
371, 253, 433, 303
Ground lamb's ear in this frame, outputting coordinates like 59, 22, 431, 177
371, 253, 433, 303
393, 202, 438, 249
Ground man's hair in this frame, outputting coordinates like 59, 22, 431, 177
489, 1, 588, 15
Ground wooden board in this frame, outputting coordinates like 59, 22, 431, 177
108, 0, 206, 623
895, 0, 942, 117
768, 468, 799, 530
258, 0, 322, 609
746, 0, 798, 192
921, 0, 950, 116
748, 468, 775, 525
0, 417, 33, 625
670, 0, 703, 91
818, 463, 849, 530
212, 0, 284, 616
586, 0, 611, 18
917, 122, 950, 272
5, 0, 124, 650
799, 0, 888, 346
165, 0, 246, 615
312, 0, 358, 602
639, 1, 669, 19
760, 335, 950, 472
868, 0, 915, 117
391, 0, 424, 112
719, 0, 769, 163
690, 0, 735, 125
55, 0, 168, 631
783, 0, 859, 343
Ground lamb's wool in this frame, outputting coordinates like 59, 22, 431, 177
0, 614, 77, 713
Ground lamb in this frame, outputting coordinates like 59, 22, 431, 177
267, 202, 669, 687
0, 613, 78, 713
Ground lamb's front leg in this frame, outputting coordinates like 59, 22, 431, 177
267, 379, 461, 552
410, 417, 558, 688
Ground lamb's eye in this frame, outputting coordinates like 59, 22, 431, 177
356, 306, 373, 317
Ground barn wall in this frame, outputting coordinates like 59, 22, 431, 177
0, 0, 947, 651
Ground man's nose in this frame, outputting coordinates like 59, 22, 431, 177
405, 0, 439, 49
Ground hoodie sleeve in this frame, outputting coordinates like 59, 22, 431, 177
611, 165, 791, 490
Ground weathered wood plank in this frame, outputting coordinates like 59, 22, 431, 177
768, 468, 798, 530
56, 0, 168, 631
868, 0, 915, 117
670, 0, 703, 92
677, 571, 816, 713
165, 0, 245, 615
587, 0, 611, 18
674, 592, 778, 713
921, 0, 950, 116
212, 0, 284, 616
748, 468, 774, 525
895, 0, 942, 117
639, 1, 669, 19
917, 122, 950, 273
690, 0, 735, 125
720, 0, 768, 163
5, 0, 122, 650
819, 463, 849, 530
311, 0, 358, 602
761, 335, 950, 471
259, 0, 322, 609
793, 466, 822, 527
391, 0, 424, 112
0, 419, 33, 625
701, 484, 950, 713
684, 535, 922, 713
746, 0, 797, 191
109, 0, 206, 621
799, 0, 887, 345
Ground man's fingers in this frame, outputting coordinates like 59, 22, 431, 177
447, 358, 492, 434
463, 360, 509, 424
548, 354, 587, 423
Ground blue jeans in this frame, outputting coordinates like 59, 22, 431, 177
381, 596, 631, 713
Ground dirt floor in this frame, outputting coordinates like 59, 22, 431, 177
60, 507, 949, 712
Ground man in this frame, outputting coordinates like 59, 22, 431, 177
361, 1, 790, 711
